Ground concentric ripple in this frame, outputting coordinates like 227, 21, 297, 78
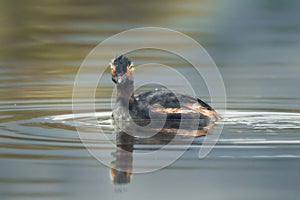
224, 111, 300, 130
45, 110, 300, 132
1, 109, 300, 162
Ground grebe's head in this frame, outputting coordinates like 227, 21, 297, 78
110, 55, 134, 85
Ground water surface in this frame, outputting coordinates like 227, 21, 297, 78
1, 0, 300, 199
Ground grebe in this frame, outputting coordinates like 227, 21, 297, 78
110, 55, 220, 136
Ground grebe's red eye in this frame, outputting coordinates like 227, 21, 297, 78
110, 65, 117, 76
126, 63, 134, 76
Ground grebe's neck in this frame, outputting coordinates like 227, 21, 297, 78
115, 80, 136, 110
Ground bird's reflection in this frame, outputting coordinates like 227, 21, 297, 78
109, 119, 217, 187
110, 131, 134, 185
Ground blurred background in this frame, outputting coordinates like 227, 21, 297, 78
0, 0, 300, 102
0, 0, 300, 199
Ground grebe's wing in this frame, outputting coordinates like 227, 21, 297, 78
136, 88, 221, 121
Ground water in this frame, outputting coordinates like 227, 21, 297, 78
1, 0, 300, 199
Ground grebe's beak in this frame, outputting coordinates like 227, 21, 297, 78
112, 74, 127, 84
117, 75, 127, 84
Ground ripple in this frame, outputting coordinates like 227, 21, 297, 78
224, 110, 300, 130
1, 109, 300, 161
3, 110, 300, 141
46, 110, 300, 132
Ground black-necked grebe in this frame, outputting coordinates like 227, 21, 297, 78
110, 55, 220, 136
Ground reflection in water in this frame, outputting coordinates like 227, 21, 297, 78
110, 131, 134, 186
109, 117, 217, 187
